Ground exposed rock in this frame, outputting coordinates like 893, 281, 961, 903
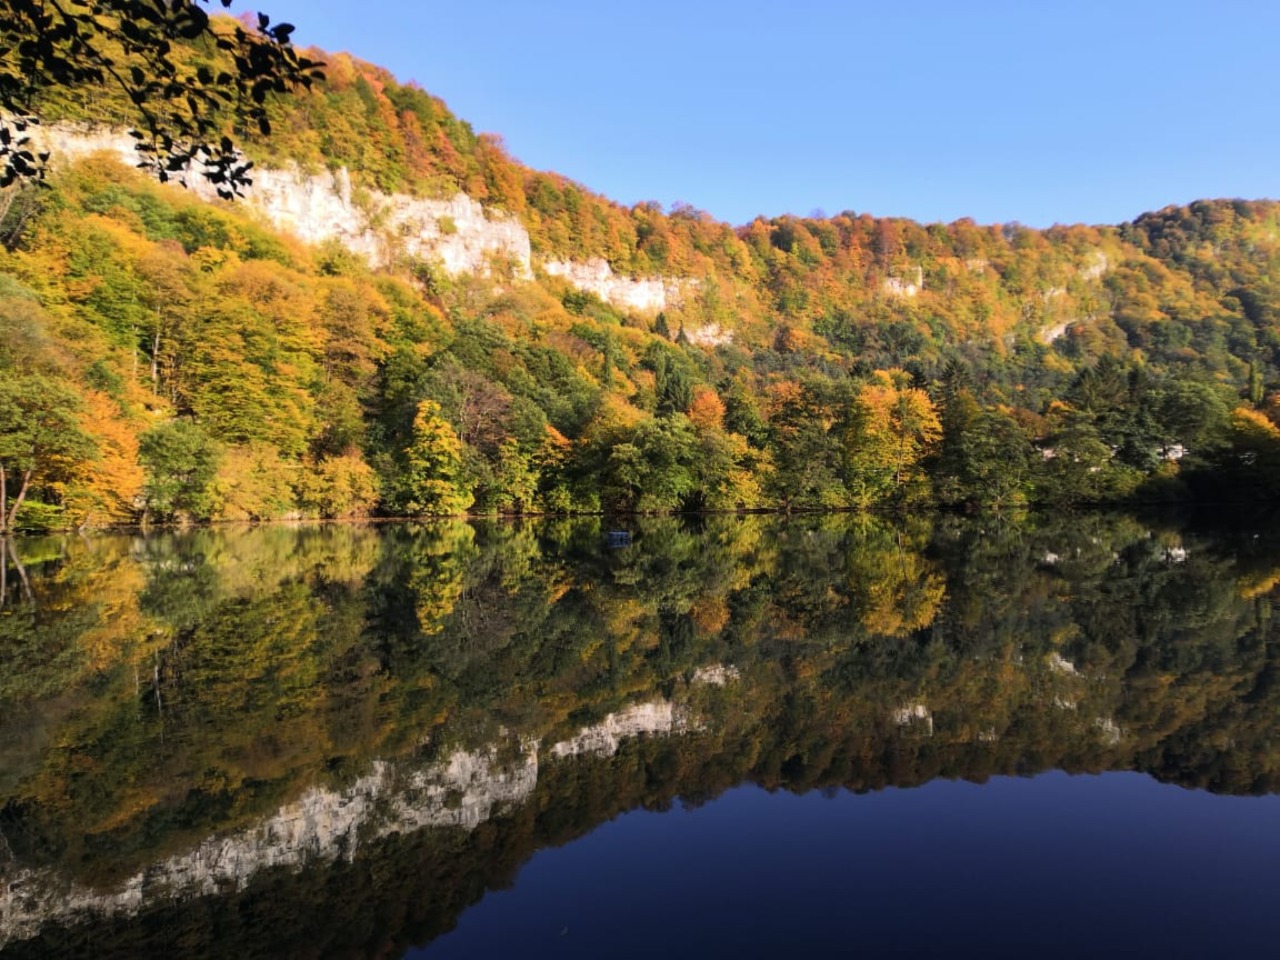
1080, 251, 1110, 281
892, 702, 934, 736
549, 699, 689, 759
43, 125, 532, 278
1038, 320, 1075, 345
691, 663, 740, 686
683, 323, 734, 348
543, 258, 693, 314
0, 744, 538, 946
0, 694, 697, 948
1095, 717, 1123, 746
1048, 653, 1078, 675
41, 126, 690, 312
882, 266, 924, 299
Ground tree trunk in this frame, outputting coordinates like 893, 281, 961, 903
0, 462, 7, 536
6, 468, 32, 534
6, 539, 30, 603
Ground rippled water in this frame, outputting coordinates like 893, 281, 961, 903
1, 512, 1278, 957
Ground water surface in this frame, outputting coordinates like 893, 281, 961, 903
1, 512, 1278, 957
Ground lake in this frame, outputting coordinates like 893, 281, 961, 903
1, 512, 1279, 957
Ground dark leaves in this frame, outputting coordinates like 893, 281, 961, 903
0, 0, 324, 197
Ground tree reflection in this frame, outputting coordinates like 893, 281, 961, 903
2, 511, 1280, 956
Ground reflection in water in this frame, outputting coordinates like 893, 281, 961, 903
0, 513, 1278, 956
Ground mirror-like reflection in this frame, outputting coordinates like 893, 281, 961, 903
1, 512, 1279, 957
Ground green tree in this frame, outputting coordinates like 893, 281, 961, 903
954, 409, 1033, 509
138, 419, 222, 522
768, 382, 845, 509
1036, 406, 1116, 505
0, 375, 97, 534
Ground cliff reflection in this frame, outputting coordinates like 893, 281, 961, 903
0, 512, 1278, 957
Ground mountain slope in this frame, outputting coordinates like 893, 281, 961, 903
2, 36, 1280, 529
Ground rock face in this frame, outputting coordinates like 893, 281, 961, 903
1038, 320, 1074, 345
683, 323, 734, 348
0, 696, 690, 947
0, 744, 538, 945
691, 663, 740, 686
892, 702, 934, 736
881, 266, 924, 299
45, 126, 532, 277
1080, 251, 1110, 281
549, 699, 689, 759
543, 257, 692, 314
41, 126, 692, 313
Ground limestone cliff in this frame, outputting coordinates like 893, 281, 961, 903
543, 257, 693, 314
43, 125, 690, 312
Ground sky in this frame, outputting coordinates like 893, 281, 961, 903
251, 0, 1280, 228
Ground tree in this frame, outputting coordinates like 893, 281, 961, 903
952, 409, 1033, 510
0, 375, 97, 533
0, 1, 322, 195
138, 418, 221, 522
1036, 404, 1117, 505
767, 380, 845, 509
403, 400, 472, 515
843, 370, 941, 507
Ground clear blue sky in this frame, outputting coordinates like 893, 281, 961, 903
253, 0, 1280, 227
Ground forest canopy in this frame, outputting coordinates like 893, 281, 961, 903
1, 28, 1280, 531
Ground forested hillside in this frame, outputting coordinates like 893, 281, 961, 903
4, 28, 1280, 529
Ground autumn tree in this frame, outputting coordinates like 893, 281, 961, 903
843, 370, 941, 507
766, 380, 846, 509
403, 400, 472, 515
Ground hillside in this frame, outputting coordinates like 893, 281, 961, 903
3, 38, 1280, 528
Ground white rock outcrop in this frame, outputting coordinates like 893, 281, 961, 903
892, 702, 934, 736
40, 126, 690, 313
1048, 653, 1079, 675
549, 699, 689, 759
0, 695, 696, 947
691, 663, 740, 686
0, 744, 538, 946
1038, 320, 1075, 345
544, 257, 691, 314
882, 266, 924, 299
1080, 251, 1110, 281
44, 125, 532, 277
683, 323, 734, 348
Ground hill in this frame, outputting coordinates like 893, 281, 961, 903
3, 37, 1280, 529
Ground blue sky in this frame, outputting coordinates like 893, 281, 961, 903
253, 1, 1280, 227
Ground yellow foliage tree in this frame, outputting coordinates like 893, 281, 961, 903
845, 369, 942, 506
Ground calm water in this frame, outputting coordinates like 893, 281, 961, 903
1, 512, 1279, 957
